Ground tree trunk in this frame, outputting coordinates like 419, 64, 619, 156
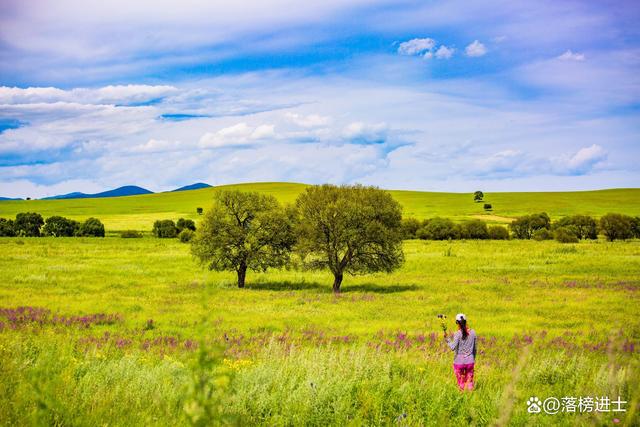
332, 272, 343, 293
237, 262, 247, 288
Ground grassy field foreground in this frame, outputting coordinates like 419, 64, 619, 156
0, 237, 639, 425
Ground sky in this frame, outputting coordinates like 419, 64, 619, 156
0, 0, 639, 198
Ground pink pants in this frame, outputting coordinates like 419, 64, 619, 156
453, 363, 474, 390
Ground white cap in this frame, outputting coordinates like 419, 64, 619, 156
456, 313, 466, 321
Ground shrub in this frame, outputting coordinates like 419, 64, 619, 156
460, 220, 489, 239
177, 218, 196, 233
400, 218, 421, 239
14, 212, 44, 237
120, 230, 143, 238
153, 220, 178, 238
599, 213, 633, 241
553, 215, 597, 240
510, 212, 551, 239
42, 216, 79, 237
78, 218, 105, 237
630, 217, 640, 239
417, 218, 460, 240
554, 227, 579, 243
532, 228, 553, 241
196, 207, 203, 215
483, 203, 492, 211
473, 191, 483, 202
487, 225, 509, 240
0, 218, 16, 237
179, 229, 194, 243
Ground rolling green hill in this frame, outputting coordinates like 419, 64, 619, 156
0, 182, 638, 230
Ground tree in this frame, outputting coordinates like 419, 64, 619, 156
42, 216, 79, 237
483, 203, 492, 211
532, 228, 553, 241
417, 218, 460, 240
553, 215, 597, 240
473, 191, 484, 202
554, 227, 579, 243
177, 218, 196, 233
179, 229, 194, 243
78, 218, 105, 237
191, 190, 295, 288
295, 184, 404, 292
400, 218, 421, 239
599, 213, 633, 241
630, 217, 640, 239
460, 220, 489, 239
15, 212, 44, 237
196, 207, 203, 215
153, 220, 178, 238
0, 218, 16, 237
488, 225, 509, 240
509, 213, 551, 239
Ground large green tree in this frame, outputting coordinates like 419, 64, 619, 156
191, 190, 295, 288
295, 184, 404, 293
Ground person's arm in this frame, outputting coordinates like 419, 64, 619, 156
472, 334, 477, 358
446, 331, 459, 351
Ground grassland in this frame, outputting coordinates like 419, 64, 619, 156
1, 183, 639, 230
1, 236, 639, 425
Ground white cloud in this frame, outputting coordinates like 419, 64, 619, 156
0, 85, 178, 105
397, 38, 436, 55
342, 121, 388, 143
434, 45, 454, 59
285, 112, 331, 128
251, 124, 276, 139
465, 40, 487, 57
565, 144, 607, 174
131, 138, 186, 153
558, 50, 585, 61
198, 122, 276, 148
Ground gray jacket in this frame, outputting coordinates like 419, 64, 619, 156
447, 329, 477, 365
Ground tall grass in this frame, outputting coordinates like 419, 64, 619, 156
0, 237, 639, 424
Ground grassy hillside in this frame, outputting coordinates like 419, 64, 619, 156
0, 182, 638, 230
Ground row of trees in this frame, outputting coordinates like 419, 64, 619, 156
400, 218, 509, 240
399, 212, 640, 242
0, 213, 105, 237
510, 212, 640, 242
191, 185, 404, 292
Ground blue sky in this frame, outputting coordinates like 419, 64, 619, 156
0, 0, 639, 198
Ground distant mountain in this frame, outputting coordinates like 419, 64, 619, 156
43, 185, 153, 200
0, 196, 22, 201
171, 182, 212, 192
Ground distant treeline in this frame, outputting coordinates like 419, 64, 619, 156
0, 213, 105, 237
402, 213, 640, 242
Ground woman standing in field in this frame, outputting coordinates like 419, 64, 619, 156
444, 313, 477, 391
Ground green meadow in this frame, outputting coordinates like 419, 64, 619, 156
1, 185, 639, 425
1, 183, 639, 230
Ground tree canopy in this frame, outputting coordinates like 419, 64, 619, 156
191, 190, 295, 288
295, 184, 404, 293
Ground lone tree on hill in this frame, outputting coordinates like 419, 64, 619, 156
473, 191, 484, 202
191, 190, 295, 288
295, 184, 404, 293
